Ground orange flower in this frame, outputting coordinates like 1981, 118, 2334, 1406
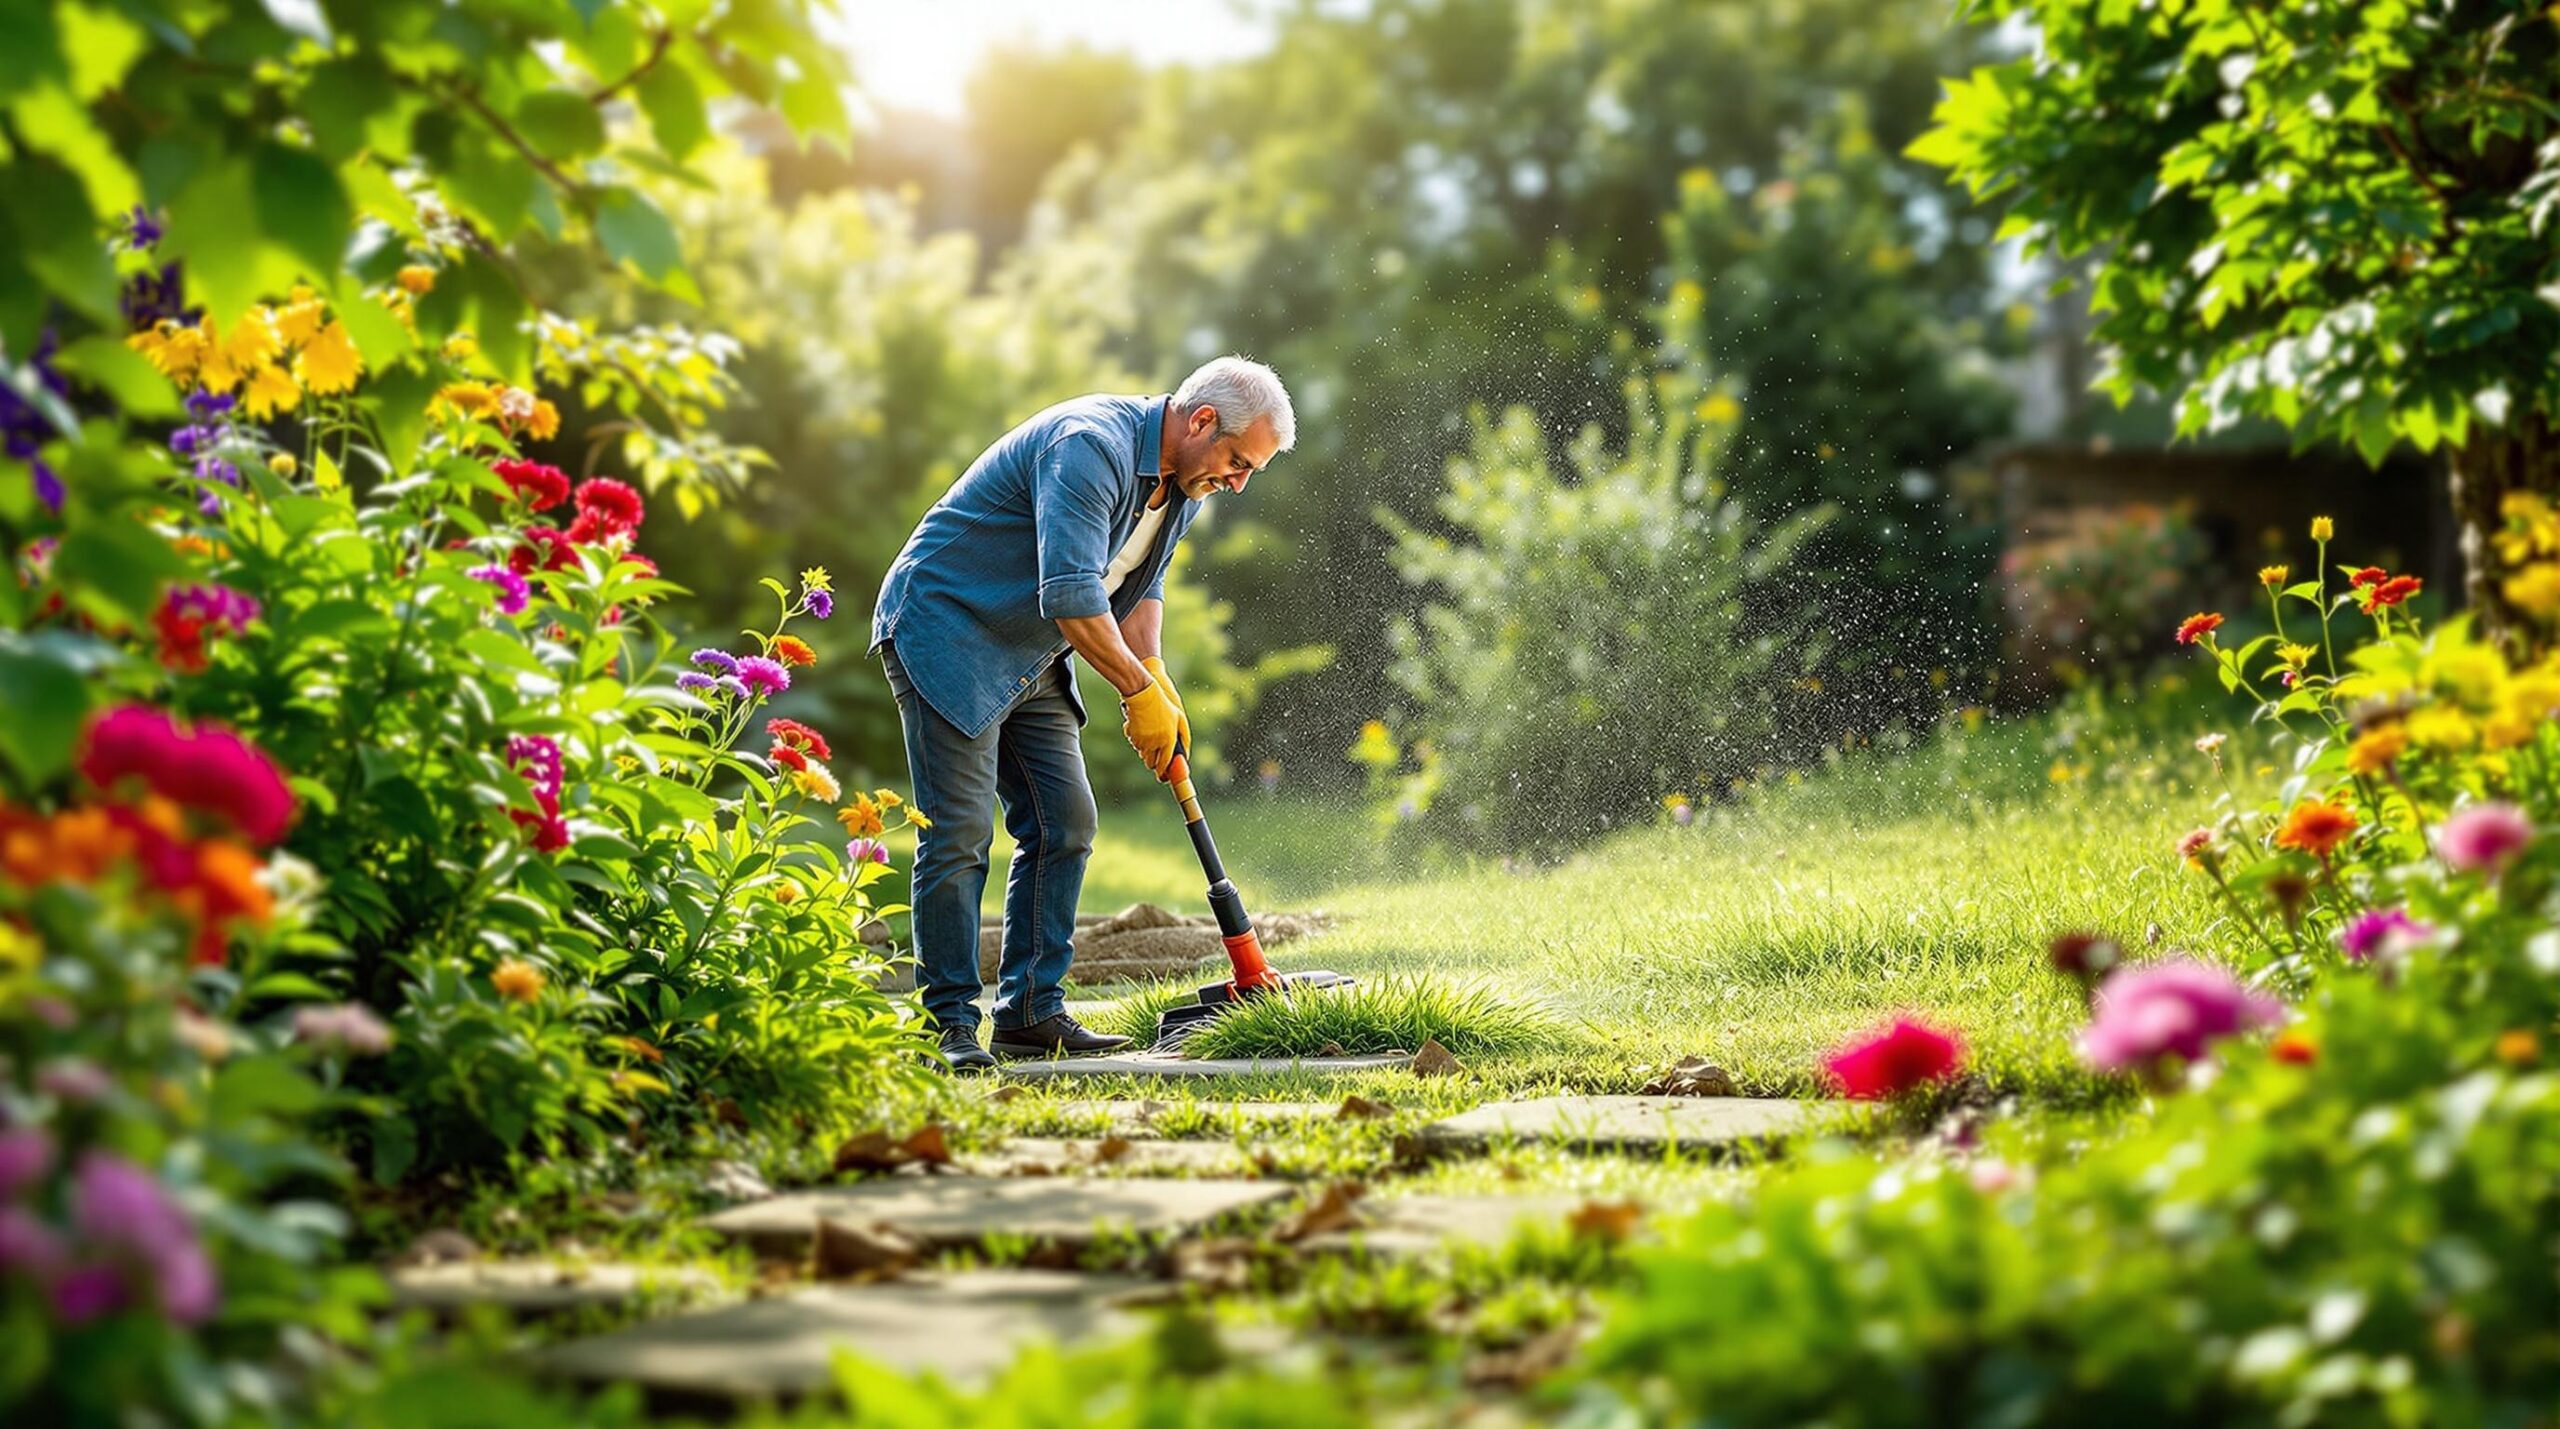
2495, 1029, 2539, 1066
772, 635, 817, 668
2174, 612, 2224, 646
2273, 799, 2360, 858
2270, 1031, 2318, 1065
2258, 565, 2289, 587
491, 957, 545, 1002
836, 796, 884, 840
618, 1035, 664, 1063
2344, 724, 2408, 776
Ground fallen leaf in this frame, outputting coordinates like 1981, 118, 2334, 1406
1567, 1197, 1646, 1244
1464, 1324, 1582, 1390
1090, 1136, 1136, 1166
1169, 1236, 1260, 1292
901, 1123, 952, 1166
832, 1124, 954, 1175
1316, 1040, 1347, 1057
1410, 1038, 1463, 1078
1639, 1057, 1736, 1098
1335, 1094, 1395, 1121
1272, 1182, 1370, 1243
812, 1218, 922, 1280
986, 1084, 1025, 1104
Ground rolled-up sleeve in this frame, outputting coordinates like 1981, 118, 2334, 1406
1032, 433, 1117, 619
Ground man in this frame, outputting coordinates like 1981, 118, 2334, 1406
870, 357, 1294, 1070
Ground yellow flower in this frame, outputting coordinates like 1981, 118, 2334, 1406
266, 452, 297, 477
791, 762, 842, 803
396, 264, 437, 295
836, 796, 884, 839
435, 381, 499, 419
773, 879, 801, 905
491, 958, 544, 1002
2258, 564, 2289, 587
195, 330, 244, 395
2046, 759, 2074, 784
2343, 724, 2406, 775
2504, 562, 2560, 620
526, 398, 561, 441
441, 333, 480, 362
2424, 642, 2507, 706
2310, 516, 2334, 542
2404, 704, 2475, 752
294, 320, 364, 395
240, 362, 301, 420
273, 289, 326, 347
2481, 711, 2537, 752
801, 566, 834, 593
127, 319, 206, 383
221, 310, 282, 373
1697, 392, 1741, 425
2276, 642, 2316, 669
871, 788, 902, 810
904, 807, 932, 830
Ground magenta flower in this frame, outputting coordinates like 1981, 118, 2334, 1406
2336, 907, 2429, 962
2437, 803, 2534, 875
0, 1127, 53, 1200
736, 656, 790, 697
0, 1206, 64, 1278
469, 564, 531, 616
1822, 1016, 1966, 1099
70, 1151, 217, 1324
805, 588, 834, 620
292, 1003, 393, 1057
2080, 960, 2283, 1073
505, 734, 564, 802
846, 838, 889, 867
49, 1264, 125, 1323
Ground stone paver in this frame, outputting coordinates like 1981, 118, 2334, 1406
1036, 1100, 1340, 1132
998, 1051, 1406, 1081
537, 1270, 1144, 1405
960, 1137, 1260, 1178
388, 1260, 720, 1316
700, 1174, 1294, 1256
1417, 1095, 1834, 1154
1295, 1194, 1592, 1259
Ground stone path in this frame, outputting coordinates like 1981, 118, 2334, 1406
536, 1270, 1145, 1406
1293, 1194, 1594, 1259
959, 1136, 1261, 1178
700, 1174, 1296, 1257
999, 1051, 1407, 1080
1416, 1095, 1834, 1154
1038, 1099, 1340, 1132
388, 1260, 720, 1317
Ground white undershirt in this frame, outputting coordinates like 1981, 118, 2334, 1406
1101, 497, 1173, 598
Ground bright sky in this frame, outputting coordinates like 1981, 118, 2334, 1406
829, 1, 1280, 118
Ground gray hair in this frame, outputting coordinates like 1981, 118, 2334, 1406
1173, 356, 1296, 452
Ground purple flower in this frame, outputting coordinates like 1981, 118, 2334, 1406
675, 671, 718, 694
804, 589, 834, 620
470, 564, 531, 616
0, 1128, 55, 1200
2079, 960, 2284, 1073
48, 1264, 124, 1324
736, 656, 790, 697
123, 205, 163, 249
163, 584, 259, 634
2438, 803, 2534, 875
170, 424, 219, 458
154, 1238, 217, 1322
183, 390, 235, 418
2337, 907, 2429, 962
690, 649, 739, 674
716, 675, 749, 698
0, 1206, 64, 1278
70, 1151, 214, 1322
846, 838, 889, 866
291, 1003, 392, 1057
31, 460, 60, 513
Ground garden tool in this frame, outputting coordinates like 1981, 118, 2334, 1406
1151, 737, 1352, 1050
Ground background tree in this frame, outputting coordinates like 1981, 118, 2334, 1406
1912, 0, 2560, 631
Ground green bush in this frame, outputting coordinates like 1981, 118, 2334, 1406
1377, 389, 1828, 848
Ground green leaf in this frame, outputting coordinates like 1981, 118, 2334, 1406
211, 1054, 325, 1120
513, 90, 605, 161
592, 185, 690, 291
52, 517, 183, 623
300, 56, 407, 166
369, 1116, 416, 1184
333, 273, 411, 371
7, 81, 138, 217
252, 142, 351, 280
167, 160, 300, 322
364, 361, 440, 474
0, 155, 116, 324
53, 334, 178, 417
0, 644, 89, 787
58, 3, 145, 101
635, 61, 710, 161
243, 971, 335, 1001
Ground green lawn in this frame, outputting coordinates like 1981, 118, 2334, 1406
968, 690, 2248, 1099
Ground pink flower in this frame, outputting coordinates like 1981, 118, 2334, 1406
36, 1060, 111, 1104
70, 1151, 217, 1324
1822, 1016, 1965, 1099
292, 1003, 393, 1057
0, 1206, 64, 1278
2080, 960, 2283, 1073
0, 1127, 54, 1199
2336, 907, 2429, 962
846, 838, 889, 867
78, 705, 295, 844
1968, 1159, 2029, 1194
469, 564, 531, 615
736, 656, 790, 697
2437, 803, 2533, 875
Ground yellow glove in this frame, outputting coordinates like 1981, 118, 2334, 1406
1121, 678, 1183, 780
1141, 657, 1193, 760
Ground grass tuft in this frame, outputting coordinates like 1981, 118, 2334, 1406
1122, 974, 1577, 1061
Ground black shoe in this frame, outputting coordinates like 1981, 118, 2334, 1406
990, 1012, 1132, 1060
935, 1025, 996, 1073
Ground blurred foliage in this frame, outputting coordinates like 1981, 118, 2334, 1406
1378, 389, 1830, 848
2001, 501, 2214, 677
1913, 0, 2560, 627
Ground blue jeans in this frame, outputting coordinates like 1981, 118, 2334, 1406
881, 642, 1096, 1033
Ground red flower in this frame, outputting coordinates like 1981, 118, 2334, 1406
621, 553, 659, 579
2270, 1032, 2318, 1065
1823, 1016, 1966, 1099
771, 635, 817, 668
2367, 574, 2422, 609
2348, 566, 2387, 588
78, 706, 294, 844
492, 459, 569, 511
572, 478, 644, 537
764, 718, 833, 760
509, 526, 580, 575
769, 744, 808, 771
2174, 612, 2224, 646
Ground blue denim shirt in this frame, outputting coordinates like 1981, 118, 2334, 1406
870, 393, 1200, 738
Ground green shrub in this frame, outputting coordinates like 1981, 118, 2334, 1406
1377, 389, 1828, 849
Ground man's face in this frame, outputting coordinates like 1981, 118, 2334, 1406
1171, 407, 1279, 500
